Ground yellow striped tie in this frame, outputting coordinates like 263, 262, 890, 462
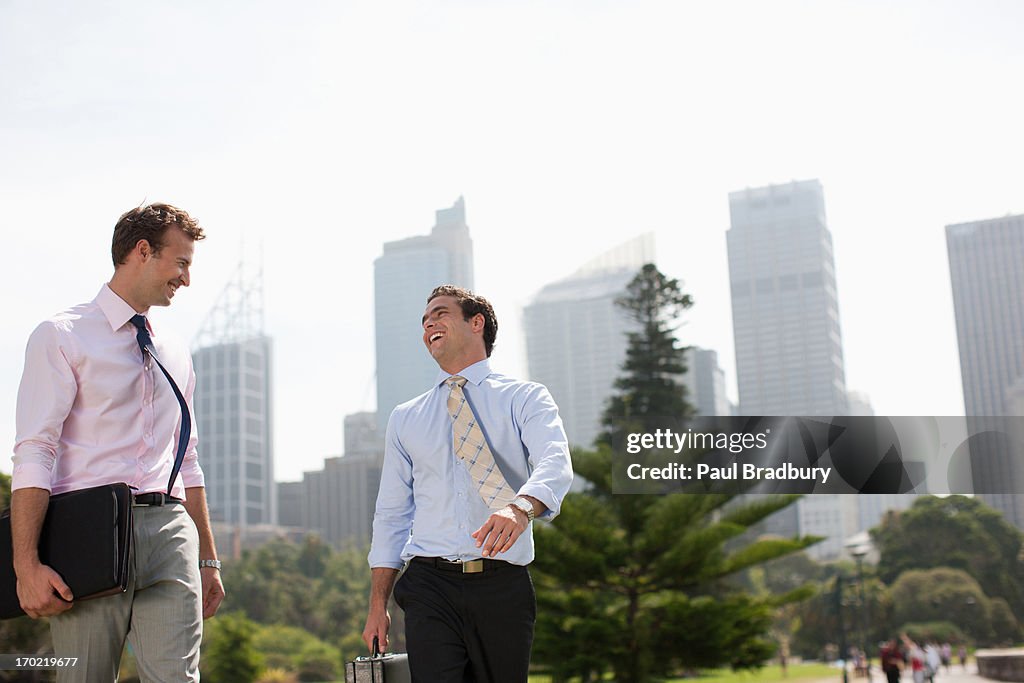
446, 376, 516, 510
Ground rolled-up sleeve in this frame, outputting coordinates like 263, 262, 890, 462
12, 322, 78, 492
515, 383, 573, 520
367, 412, 415, 569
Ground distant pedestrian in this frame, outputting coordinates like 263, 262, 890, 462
959, 644, 968, 670
881, 638, 904, 683
901, 634, 926, 683
941, 642, 952, 673
924, 642, 940, 682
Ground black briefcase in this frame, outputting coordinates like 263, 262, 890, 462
346, 637, 411, 683
0, 483, 133, 619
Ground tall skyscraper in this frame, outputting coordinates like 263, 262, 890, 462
192, 263, 276, 527
947, 213, 1024, 527
374, 197, 474, 430
728, 179, 848, 416
727, 179, 851, 559
523, 235, 653, 449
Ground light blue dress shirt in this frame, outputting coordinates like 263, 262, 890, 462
368, 359, 573, 569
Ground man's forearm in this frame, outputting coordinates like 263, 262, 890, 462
183, 487, 218, 560
369, 567, 400, 611
10, 488, 50, 574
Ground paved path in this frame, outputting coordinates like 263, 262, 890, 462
810, 664, 994, 683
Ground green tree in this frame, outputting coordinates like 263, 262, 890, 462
217, 537, 373, 660
741, 553, 829, 664
888, 567, 1020, 646
599, 263, 694, 445
872, 495, 1024, 615
202, 612, 264, 683
532, 264, 817, 683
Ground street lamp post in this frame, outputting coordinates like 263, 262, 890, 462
835, 572, 849, 683
850, 544, 872, 682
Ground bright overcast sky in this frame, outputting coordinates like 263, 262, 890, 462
2, 0, 1022, 481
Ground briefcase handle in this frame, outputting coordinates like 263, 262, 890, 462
372, 636, 381, 657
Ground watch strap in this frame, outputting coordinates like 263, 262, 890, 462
510, 497, 535, 522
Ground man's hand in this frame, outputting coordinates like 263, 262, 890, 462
11, 488, 73, 619
362, 607, 392, 653
16, 562, 74, 619
471, 505, 528, 558
363, 567, 399, 653
200, 567, 225, 619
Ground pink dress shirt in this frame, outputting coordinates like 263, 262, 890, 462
12, 284, 204, 498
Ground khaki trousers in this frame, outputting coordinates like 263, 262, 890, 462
49, 504, 202, 682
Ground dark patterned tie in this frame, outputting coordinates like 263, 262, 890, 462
130, 314, 191, 496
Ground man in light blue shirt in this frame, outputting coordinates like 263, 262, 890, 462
363, 285, 573, 682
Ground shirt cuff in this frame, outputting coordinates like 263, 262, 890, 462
517, 483, 560, 520
179, 463, 206, 489
370, 561, 406, 570
11, 462, 53, 493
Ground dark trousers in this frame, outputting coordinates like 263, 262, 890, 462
393, 560, 536, 683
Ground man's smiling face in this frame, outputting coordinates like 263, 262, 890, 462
422, 295, 484, 373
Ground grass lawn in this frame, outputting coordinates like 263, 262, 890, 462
529, 662, 839, 683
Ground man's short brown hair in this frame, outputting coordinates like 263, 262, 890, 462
111, 203, 205, 266
428, 285, 498, 357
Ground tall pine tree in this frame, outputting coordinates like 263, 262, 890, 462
532, 264, 816, 683
600, 262, 694, 445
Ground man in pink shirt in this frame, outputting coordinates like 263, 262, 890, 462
10, 203, 223, 682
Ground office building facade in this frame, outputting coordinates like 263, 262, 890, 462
192, 265, 276, 528
727, 180, 851, 558
947, 213, 1024, 527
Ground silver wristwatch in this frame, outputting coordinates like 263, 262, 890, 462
509, 497, 535, 523
199, 559, 222, 571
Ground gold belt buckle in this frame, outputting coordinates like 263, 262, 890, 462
461, 559, 484, 574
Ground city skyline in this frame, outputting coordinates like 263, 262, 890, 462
3, 1, 1022, 482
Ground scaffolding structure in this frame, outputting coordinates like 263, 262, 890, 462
192, 259, 264, 349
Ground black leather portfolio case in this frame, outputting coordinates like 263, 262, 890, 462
0, 483, 133, 619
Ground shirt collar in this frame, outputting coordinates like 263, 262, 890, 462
435, 358, 492, 388
95, 283, 145, 333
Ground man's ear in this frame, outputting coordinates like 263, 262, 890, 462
135, 239, 153, 262
471, 313, 486, 333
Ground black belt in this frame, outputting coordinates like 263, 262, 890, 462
412, 557, 512, 574
132, 492, 183, 507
